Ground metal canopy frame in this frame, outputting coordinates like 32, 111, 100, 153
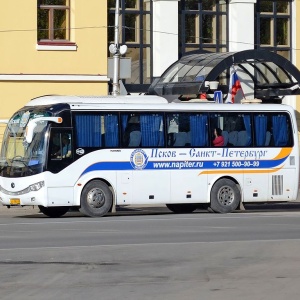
148, 49, 300, 102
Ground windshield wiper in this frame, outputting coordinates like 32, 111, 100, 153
9, 156, 35, 174
10, 156, 27, 164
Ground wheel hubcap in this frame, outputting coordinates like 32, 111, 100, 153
87, 188, 105, 209
217, 185, 234, 206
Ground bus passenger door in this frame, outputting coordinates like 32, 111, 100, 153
47, 129, 73, 173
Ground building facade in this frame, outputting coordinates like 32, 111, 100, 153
0, 1, 300, 143
0, 0, 109, 142
109, 1, 296, 93
109, 0, 300, 123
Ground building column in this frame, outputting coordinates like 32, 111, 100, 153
228, 0, 256, 52
228, 1, 256, 100
152, 0, 179, 77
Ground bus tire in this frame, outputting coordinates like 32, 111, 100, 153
80, 180, 112, 217
166, 203, 198, 214
210, 179, 240, 213
38, 206, 69, 218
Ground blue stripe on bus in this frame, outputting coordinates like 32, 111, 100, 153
80, 156, 288, 176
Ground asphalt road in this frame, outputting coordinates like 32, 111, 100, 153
1, 204, 300, 300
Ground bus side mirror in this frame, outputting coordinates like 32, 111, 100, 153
25, 117, 63, 144
25, 121, 37, 144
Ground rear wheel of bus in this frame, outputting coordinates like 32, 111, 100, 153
79, 180, 113, 217
210, 178, 241, 213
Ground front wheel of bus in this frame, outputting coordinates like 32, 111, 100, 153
38, 206, 69, 218
210, 179, 241, 213
80, 180, 112, 217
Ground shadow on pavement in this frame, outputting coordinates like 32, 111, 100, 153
2, 201, 300, 219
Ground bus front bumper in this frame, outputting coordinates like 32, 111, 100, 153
0, 181, 46, 207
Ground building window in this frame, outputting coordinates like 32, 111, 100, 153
37, 0, 70, 42
108, 0, 152, 92
179, 0, 228, 56
255, 0, 292, 60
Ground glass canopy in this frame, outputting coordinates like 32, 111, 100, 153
149, 49, 300, 102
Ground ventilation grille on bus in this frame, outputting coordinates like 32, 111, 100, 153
272, 175, 283, 195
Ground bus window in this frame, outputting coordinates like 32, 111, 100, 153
253, 113, 293, 147
122, 114, 141, 147
48, 131, 73, 173
167, 113, 208, 147
212, 113, 252, 147
74, 113, 119, 148
122, 113, 164, 147
271, 113, 293, 147
50, 134, 72, 159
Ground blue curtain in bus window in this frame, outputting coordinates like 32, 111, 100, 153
190, 115, 208, 146
75, 115, 101, 147
272, 115, 288, 146
104, 115, 119, 147
121, 115, 128, 132
254, 115, 267, 146
140, 115, 163, 147
242, 115, 252, 146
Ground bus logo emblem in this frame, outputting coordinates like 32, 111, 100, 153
76, 148, 85, 155
130, 149, 148, 170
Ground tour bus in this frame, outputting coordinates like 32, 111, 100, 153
0, 94, 298, 217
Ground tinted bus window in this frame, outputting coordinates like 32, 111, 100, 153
121, 113, 164, 147
167, 112, 209, 147
254, 112, 293, 147
74, 113, 119, 148
210, 112, 252, 147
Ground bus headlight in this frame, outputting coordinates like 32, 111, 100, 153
29, 181, 45, 191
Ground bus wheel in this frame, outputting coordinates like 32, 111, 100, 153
80, 180, 112, 217
166, 203, 198, 214
38, 206, 69, 218
210, 179, 241, 213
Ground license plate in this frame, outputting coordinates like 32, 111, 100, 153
10, 199, 20, 205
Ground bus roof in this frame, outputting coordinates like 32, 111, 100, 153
24, 95, 295, 114
25, 95, 169, 106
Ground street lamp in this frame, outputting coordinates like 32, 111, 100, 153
109, 0, 127, 96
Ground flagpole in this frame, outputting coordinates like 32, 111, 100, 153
227, 64, 245, 103
232, 58, 245, 100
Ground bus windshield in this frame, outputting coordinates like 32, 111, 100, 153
0, 110, 50, 177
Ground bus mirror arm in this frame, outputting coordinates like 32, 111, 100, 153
25, 117, 63, 144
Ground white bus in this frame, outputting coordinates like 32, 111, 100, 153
0, 95, 298, 217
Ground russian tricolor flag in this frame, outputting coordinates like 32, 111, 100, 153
226, 68, 244, 103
